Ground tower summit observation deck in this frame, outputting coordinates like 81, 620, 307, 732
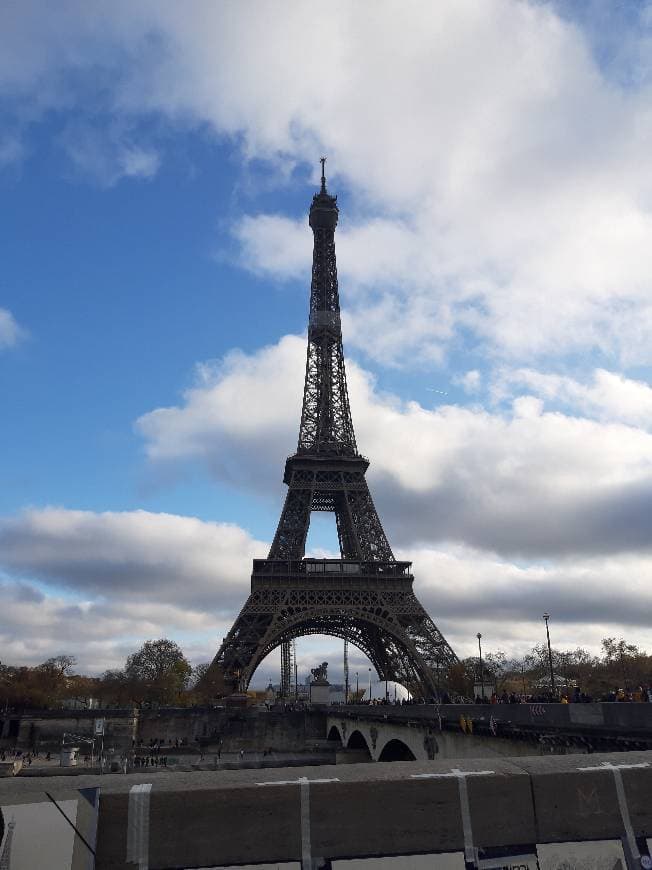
204, 160, 457, 699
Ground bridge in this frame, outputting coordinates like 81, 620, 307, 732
326, 702, 652, 762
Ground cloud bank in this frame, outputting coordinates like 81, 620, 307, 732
3, 1, 652, 364
1, 507, 651, 673
137, 336, 652, 559
0, 508, 265, 673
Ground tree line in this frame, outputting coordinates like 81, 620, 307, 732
448, 637, 652, 700
0, 640, 211, 710
2, 636, 651, 711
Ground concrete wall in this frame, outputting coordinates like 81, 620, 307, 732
0, 709, 138, 752
1, 750, 650, 868
138, 708, 325, 752
1, 707, 325, 755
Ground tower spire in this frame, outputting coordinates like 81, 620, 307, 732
320, 156, 327, 192
298, 160, 355, 455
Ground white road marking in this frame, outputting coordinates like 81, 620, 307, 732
300, 778, 311, 869
411, 768, 495, 862
126, 783, 152, 870
256, 777, 340, 869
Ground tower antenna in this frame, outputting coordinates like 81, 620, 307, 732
320, 156, 327, 192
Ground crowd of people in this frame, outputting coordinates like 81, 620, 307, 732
330, 685, 652, 705
471, 686, 652, 705
0, 748, 52, 764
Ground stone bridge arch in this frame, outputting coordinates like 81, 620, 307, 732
327, 724, 343, 745
327, 715, 436, 762
378, 738, 416, 761
347, 729, 371, 752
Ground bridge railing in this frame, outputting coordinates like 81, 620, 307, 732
328, 702, 652, 734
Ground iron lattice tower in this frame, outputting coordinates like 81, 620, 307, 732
206, 160, 457, 699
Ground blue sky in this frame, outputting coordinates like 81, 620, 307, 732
2, 1, 652, 684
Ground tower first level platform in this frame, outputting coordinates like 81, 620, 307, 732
209, 554, 457, 699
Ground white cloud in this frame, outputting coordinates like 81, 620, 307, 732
0, 506, 269, 673
0, 308, 26, 349
406, 543, 652, 658
455, 370, 482, 394
59, 122, 160, 187
137, 336, 652, 558
492, 367, 652, 429
2, 2, 652, 362
0, 578, 230, 673
0, 507, 263, 613
136, 335, 305, 492
234, 215, 309, 281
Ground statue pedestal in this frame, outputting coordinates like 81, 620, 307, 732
309, 682, 330, 705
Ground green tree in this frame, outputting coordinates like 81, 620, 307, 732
190, 662, 210, 687
601, 637, 650, 692
97, 669, 135, 707
124, 639, 192, 705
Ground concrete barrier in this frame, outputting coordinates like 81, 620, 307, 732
0, 750, 650, 868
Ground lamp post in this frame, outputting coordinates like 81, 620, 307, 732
543, 612, 556, 699
368, 667, 372, 702
355, 671, 359, 701
477, 633, 484, 701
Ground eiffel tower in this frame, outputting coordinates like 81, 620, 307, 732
207, 160, 457, 699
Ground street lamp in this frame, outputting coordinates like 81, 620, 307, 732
543, 612, 556, 699
368, 667, 372, 702
355, 671, 359, 701
477, 633, 484, 701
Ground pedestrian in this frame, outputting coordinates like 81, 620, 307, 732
239, 749, 244, 760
